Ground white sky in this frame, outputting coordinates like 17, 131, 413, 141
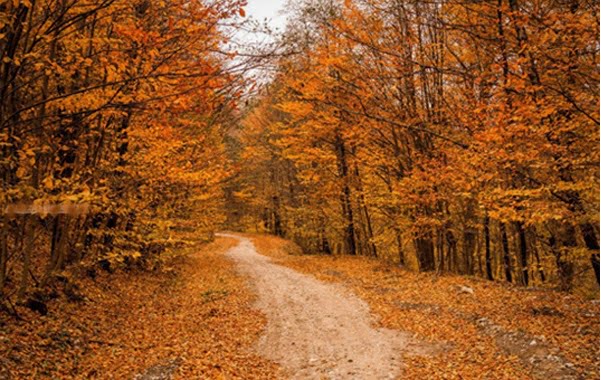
244, 0, 288, 33
226, 1, 289, 84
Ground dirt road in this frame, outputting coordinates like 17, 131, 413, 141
219, 233, 409, 380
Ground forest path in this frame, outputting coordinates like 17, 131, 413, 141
218, 233, 410, 380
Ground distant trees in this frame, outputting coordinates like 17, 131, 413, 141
0, 0, 244, 305
232, 0, 599, 289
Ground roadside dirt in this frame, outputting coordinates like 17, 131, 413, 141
220, 233, 433, 379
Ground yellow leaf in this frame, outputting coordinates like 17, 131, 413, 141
42, 176, 54, 190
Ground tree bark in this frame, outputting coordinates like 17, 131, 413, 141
415, 231, 435, 272
484, 214, 494, 281
18, 215, 34, 300
516, 222, 529, 286
500, 223, 513, 282
334, 132, 356, 256
579, 223, 600, 284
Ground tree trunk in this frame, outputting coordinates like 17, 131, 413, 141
354, 163, 377, 257
18, 215, 34, 300
463, 229, 476, 275
516, 222, 529, 286
500, 223, 513, 282
549, 233, 574, 291
415, 231, 435, 271
446, 229, 457, 273
484, 214, 494, 280
579, 223, 600, 284
334, 132, 356, 256
530, 235, 546, 283
0, 214, 8, 291
395, 227, 405, 266
437, 228, 445, 275
271, 196, 283, 236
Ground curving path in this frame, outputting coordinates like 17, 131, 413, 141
218, 233, 409, 380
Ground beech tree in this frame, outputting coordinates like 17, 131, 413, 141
232, 0, 599, 290
0, 0, 245, 304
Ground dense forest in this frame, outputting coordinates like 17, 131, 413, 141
0, 0, 245, 306
228, 0, 600, 292
0, 0, 598, 321
0, 0, 598, 378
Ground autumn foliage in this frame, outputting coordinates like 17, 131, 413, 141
0, 0, 598, 377
0, 0, 244, 306
231, 0, 600, 291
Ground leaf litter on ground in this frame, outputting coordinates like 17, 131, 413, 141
0, 237, 281, 379
249, 233, 599, 380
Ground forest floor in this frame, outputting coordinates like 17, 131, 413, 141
248, 233, 600, 379
0, 233, 598, 379
0, 237, 281, 379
